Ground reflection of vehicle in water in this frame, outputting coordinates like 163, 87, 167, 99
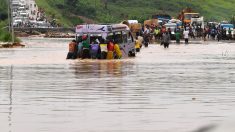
72, 60, 134, 79
75, 24, 136, 57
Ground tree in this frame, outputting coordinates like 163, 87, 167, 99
101, 0, 108, 9
65, 0, 78, 7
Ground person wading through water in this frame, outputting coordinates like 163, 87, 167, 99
114, 42, 122, 59
107, 40, 115, 59
162, 31, 171, 48
81, 35, 91, 59
175, 29, 181, 44
183, 28, 189, 44
66, 40, 77, 59
90, 39, 100, 59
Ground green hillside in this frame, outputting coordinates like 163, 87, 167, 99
35, 0, 235, 27
18, 0, 235, 27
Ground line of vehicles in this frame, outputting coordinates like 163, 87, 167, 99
142, 8, 234, 40
11, 0, 51, 28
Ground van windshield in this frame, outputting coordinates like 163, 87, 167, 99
114, 32, 123, 44
90, 35, 102, 44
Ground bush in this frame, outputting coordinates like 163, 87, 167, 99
0, 12, 8, 21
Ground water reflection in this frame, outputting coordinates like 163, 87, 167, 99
8, 66, 13, 132
72, 60, 134, 78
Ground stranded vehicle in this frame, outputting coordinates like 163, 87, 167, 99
75, 24, 136, 57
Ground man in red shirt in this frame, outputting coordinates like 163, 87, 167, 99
107, 40, 114, 59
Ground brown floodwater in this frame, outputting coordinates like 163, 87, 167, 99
0, 37, 235, 132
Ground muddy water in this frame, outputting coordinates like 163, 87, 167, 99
0, 38, 235, 132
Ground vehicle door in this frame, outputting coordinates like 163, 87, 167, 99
120, 31, 129, 56
113, 31, 126, 56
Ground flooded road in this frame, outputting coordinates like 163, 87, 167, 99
1, 38, 235, 132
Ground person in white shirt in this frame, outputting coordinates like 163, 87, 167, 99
183, 29, 189, 44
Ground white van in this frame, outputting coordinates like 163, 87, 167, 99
75, 24, 136, 57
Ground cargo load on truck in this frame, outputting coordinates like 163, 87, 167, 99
121, 20, 142, 36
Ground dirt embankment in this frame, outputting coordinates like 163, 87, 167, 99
0, 42, 25, 48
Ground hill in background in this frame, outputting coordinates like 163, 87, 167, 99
15, 0, 235, 27
35, 0, 235, 27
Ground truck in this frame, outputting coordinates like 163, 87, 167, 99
152, 14, 171, 24
191, 16, 204, 29
121, 20, 142, 38
178, 8, 200, 25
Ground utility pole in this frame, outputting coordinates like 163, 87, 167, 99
9, 0, 15, 43
7, 0, 11, 32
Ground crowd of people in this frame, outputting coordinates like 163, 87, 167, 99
67, 35, 123, 60
139, 25, 190, 48
139, 23, 234, 48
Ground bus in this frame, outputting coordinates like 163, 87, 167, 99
75, 24, 136, 57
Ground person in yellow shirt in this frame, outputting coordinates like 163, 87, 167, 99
114, 43, 122, 59
135, 38, 141, 52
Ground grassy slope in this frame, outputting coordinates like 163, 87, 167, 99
35, 0, 235, 27
35, 0, 83, 27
